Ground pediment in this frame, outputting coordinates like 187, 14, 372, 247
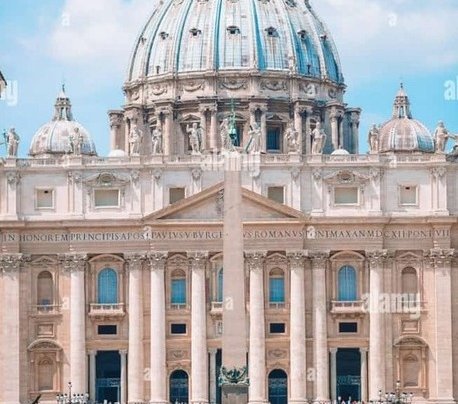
144, 182, 305, 223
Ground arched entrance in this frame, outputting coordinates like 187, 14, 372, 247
268, 369, 288, 404
169, 369, 189, 403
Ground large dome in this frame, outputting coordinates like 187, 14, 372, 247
378, 85, 434, 153
29, 88, 97, 157
127, 0, 343, 83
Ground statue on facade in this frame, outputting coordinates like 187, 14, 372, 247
284, 122, 300, 153
187, 122, 203, 154
368, 124, 380, 153
245, 122, 262, 153
220, 118, 234, 151
311, 121, 326, 155
129, 122, 143, 155
6, 128, 19, 157
434, 121, 450, 153
151, 125, 163, 155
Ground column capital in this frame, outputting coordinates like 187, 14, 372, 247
0, 253, 25, 274
119, 349, 128, 355
147, 251, 168, 271
209, 347, 218, 355
287, 250, 307, 269
329, 347, 338, 354
309, 250, 330, 268
245, 251, 267, 272
359, 347, 368, 354
125, 252, 146, 271
88, 350, 97, 356
424, 248, 455, 267
187, 251, 208, 271
59, 253, 87, 273
366, 249, 394, 266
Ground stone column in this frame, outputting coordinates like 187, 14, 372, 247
209, 105, 218, 151
89, 350, 97, 402
360, 348, 368, 403
162, 107, 173, 156
108, 110, 124, 151
209, 348, 218, 404
246, 251, 268, 404
0, 254, 23, 404
189, 251, 209, 404
330, 348, 337, 402
260, 106, 268, 153
294, 104, 304, 154
126, 253, 145, 403
120, 349, 127, 404
62, 253, 88, 394
367, 250, 387, 400
288, 250, 307, 403
329, 109, 339, 150
428, 249, 455, 401
304, 107, 314, 155
199, 107, 208, 151
350, 112, 360, 154
311, 251, 330, 401
148, 252, 168, 404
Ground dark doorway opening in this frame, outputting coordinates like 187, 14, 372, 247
336, 348, 361, 401
96, 350, 121, 403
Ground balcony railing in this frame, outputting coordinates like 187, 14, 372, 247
210, 301, 223, 315
169, 303, 187, 310
268, 302, 287, 309
330, 300, 365, 316
31, 304, 61, 315
89, 302, 125, 317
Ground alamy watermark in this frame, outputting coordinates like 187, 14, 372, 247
362, 292, 421, 319
444, 77, 458, 101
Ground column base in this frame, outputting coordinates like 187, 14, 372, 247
148, 401, 168, 404
248, 400, 269, 404
289, 400, 308, 404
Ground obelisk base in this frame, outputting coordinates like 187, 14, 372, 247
222, 384, 249, 404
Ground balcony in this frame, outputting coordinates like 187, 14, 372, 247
31, 304, 61, 316
330, 300, 366, 318
89, 303, 125, 319
210, 301, 223, 316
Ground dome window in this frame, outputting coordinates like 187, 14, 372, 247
297, 30, 308, 40
159, 31, 169, 40
227, 26, 240, 35
189, 28, 202, 37
265, 27, 278, 38
320, 34, 328, 41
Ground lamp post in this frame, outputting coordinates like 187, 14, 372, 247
56, 381, 90, 404
374, 380, 413, 404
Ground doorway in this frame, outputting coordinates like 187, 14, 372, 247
96, 351, 121, 403
336, 348, 361, 402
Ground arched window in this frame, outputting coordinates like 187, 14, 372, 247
171, 269, 187, 305
338, 266, 357, 301
37, 271, 53, 306
217, 268, 224, 302
269, 269, 285, 303
98, 268, 118, 304
402, 354, 420, 387
170, 370, 189, 403
268, 369, 288, 404
402, 268, 418, 295
38, 357, 54, 391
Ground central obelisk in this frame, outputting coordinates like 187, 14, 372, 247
220, 107, 249, 403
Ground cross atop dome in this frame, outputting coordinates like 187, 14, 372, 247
53, 85, 74, 122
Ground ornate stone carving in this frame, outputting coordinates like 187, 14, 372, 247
312, 168, 322, 181
290, 166, 301, 180
187, 251, 208, 271
218, 366, 249, 386
268, 349, 287, 359
68, 171, 82, 183
152, 168, 163, 181
182, 80, 205, 92
109, 112, 123, 129
366, 249, 394, 266
215, 189, 224, 215
286, 250, 307, 269
83, 172, 130, 187
149, 83, 168, 97
323, 169, 371, 185
424, 248, 455, 267
60, 253, 87, 273
191, 168, 202, 181
309, 251, 329, 268
130, 170, 140, 184
431, 167, 447, 178
0, 253, 23, 273
147, 252, 168, 271
168, 349, 189, 360
6, 171, 20, 185
260, 79, 287, 91
219, 78, 248, 90
125, 252, 145, 271
299, 82, 317, 98
245, 251, 267, 272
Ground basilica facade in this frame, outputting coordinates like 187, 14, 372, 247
1, 0, 458, 403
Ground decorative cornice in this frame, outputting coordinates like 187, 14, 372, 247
147, 251, 168, 271
124, 252, 145, 271
187, 251, 208, 271
309, 250, 330, 268
59, 253, 87, 273
424, 248, 455, 267
286, 250, 307, 269
366, 249, 394, 266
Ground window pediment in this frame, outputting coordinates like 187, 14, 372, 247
84, 172, 130, 188
323, 170, 370, 185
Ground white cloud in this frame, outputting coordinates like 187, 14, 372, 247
313, 0, 458, 86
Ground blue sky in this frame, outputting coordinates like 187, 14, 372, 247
0, 0, 457, 157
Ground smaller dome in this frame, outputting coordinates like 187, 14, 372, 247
108, 149, 126, 158
378, 85, 434, 153
29, 86, 97, 157
331, 147, 350, 155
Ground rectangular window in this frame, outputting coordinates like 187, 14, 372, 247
94, 189, 120, 207
334, 187, 358, 205
267, 186, 284, 204
36, 189, 54, 209
269, 278, 285, 303
171, 323, 187, 334
267, 127, 281, 151
171, 278, 187, 305
269, 323, 286, 334
169, 187, 185, 204
400, 185, 417, 205
98, 325, 117, 335
339, 322, 358, 333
